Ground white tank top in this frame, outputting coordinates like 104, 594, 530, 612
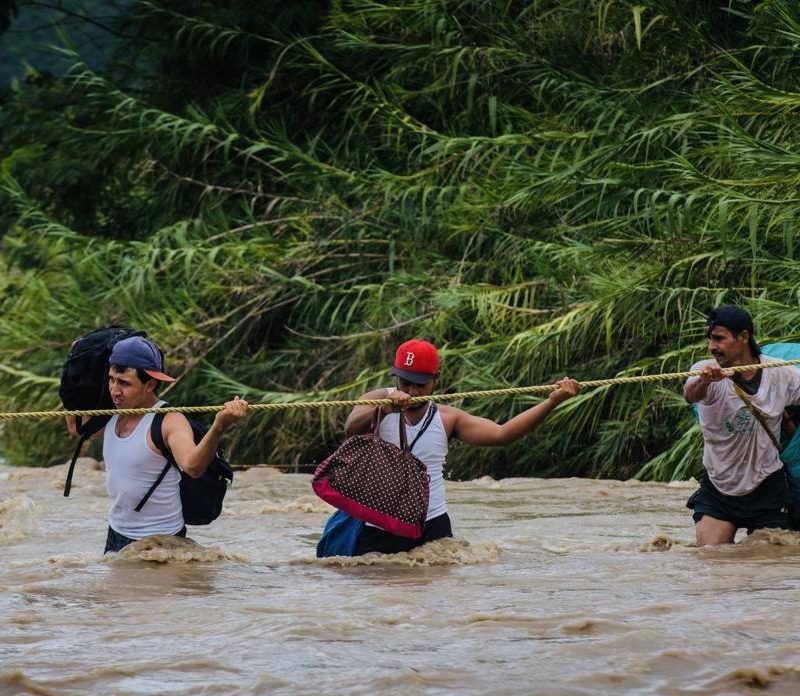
378, 399, 449, 520
103, 401, 184, 537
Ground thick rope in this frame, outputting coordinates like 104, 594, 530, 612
1, 359, 798, 421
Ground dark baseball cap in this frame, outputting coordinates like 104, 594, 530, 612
705, 305, 760, 355
109, 336, 176, 382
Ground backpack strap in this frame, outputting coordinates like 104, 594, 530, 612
134, 410, 177, 513
63, 415, 110, 497
63, 431, 91, 497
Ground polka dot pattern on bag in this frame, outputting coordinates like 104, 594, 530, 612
313, 434, 429, 525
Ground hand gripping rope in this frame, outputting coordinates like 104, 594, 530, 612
0, 359, 798, 421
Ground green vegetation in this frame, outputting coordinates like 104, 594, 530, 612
0, 1, 126, 86
1, 0, 799, 480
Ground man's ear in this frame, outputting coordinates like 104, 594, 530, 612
740, 329, 751, 345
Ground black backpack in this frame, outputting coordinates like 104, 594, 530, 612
134, 407, 234, 525
60, 326, 146, 496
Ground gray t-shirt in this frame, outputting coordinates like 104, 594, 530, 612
688, 356, 800, 496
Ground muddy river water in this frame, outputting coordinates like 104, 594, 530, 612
2, 461, 800, 695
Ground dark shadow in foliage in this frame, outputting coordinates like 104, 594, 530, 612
0, 1, 17, 33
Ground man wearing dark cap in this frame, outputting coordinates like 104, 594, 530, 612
684, 305, 800, 545
339, 338, 580, 555
69, 336, 248, 553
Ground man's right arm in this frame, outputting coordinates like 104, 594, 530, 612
65, 415, 96, 438
344, 388, 395, 436
66, 416, 79, 437
683, 377, 710, 404
684, 363, 730, 404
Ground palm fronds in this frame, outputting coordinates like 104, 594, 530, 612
2, 0, 800, 478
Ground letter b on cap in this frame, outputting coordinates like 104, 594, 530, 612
404, 352, 415, 366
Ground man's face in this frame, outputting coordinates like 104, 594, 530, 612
108, 366, 153, 409
708, 325, 750, 367
395, 376, 436, 409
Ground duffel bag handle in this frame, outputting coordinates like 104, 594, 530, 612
369, 405, 410, 451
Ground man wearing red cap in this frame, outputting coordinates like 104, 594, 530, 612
344, 338, 580, 555
68, 336, 248, 553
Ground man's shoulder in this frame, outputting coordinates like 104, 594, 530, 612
360, 386, 392, 398
436, 403, 461, 416
436, 403, 469, 426
759, 354, 796, 369
760, 355, 800, 387
160, 410, 191, 433
160, 410, 187, 422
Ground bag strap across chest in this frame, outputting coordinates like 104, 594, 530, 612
371, 403, 437, 451
408, 403, 437, 451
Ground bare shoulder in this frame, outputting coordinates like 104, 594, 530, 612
351, 387, 391, 411
437, 403, 460, 420
360, 387, 391, 399
161, 411, 191, 436
436, 403, 466, 437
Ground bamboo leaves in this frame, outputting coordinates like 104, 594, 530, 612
3, 0, 800, 478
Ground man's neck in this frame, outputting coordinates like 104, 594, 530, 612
402, 402, 430, 426
732, 351, 758, 380
115, 394, 159, 434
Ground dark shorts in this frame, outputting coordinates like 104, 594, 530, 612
686, 468, 790, 534
104, 525, 187, 554
355, 513, 453, 556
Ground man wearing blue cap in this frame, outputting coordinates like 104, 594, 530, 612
71, 335, 248, 553
684, 305, 800, 545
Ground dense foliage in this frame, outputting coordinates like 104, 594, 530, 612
0, 1, 123, 85
1, 0, 799, 480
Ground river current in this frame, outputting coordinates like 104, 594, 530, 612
2, 460, 800, 695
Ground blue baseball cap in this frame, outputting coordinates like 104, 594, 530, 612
109, 336, 176, 382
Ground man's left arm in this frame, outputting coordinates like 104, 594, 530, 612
451, 378, 579, 447
164, 397, 248, 478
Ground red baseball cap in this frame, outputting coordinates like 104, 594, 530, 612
389, 339, 439, 384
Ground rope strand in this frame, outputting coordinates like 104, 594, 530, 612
3, 359, 797, 421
